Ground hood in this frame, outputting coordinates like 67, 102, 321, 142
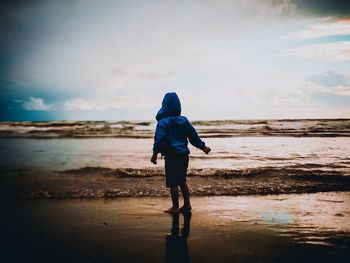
156, 92, 181, 121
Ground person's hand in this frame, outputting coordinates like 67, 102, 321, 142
202, 146, 211, 154
151, 153, 157, 165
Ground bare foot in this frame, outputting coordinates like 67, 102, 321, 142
163, 207, 180, 214
179, 205, 192, 213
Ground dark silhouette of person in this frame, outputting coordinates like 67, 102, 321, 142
151, 92, 211, 214
165, 212, 191, 263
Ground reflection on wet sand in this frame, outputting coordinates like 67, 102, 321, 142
165, 212, 191, 263
1, 193, 349, 262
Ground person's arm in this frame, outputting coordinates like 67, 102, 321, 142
187, 119, 211, 154
151, 121, 167, 164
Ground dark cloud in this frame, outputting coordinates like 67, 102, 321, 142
0, 0, 39, 11
291, 0, 350, 18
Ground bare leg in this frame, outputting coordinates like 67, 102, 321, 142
164, 186, 180, 213
179, 183, 192, 211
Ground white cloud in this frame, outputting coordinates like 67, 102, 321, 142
304, 83, 350, 97
138, 69, 177, 79
324, 86, 350, 96
63, 94, 156, 111
304, 71, 350, 97
283, 20, 350, 39
63, 98, 106, 111
253, 88, 310, 107
22, 97, 54, 111
263, 75, 350, 110
280, 41, 350, 61
265, 94, 307, 106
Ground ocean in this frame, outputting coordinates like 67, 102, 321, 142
0, 119, 349, 198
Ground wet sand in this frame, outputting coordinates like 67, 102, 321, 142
1, 166, 350, 198
1, 192, 349, 262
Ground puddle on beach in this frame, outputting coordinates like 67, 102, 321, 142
1, 192, 349, 262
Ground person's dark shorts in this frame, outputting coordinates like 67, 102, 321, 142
164, 152, 189, 187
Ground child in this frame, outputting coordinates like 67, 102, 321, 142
151, 92, 211, 213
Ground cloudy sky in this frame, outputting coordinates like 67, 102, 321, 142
1, 0, 349, 121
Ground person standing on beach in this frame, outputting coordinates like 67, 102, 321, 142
151, 92, 211, 213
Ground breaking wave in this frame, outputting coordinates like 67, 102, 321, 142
2, 165, 349, 199
61, 165, 349, 178
1, 119, 349, 138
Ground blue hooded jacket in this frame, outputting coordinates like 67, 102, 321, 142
153, 92, 205, 155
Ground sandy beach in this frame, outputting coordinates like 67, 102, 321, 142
1, 192, 350, 262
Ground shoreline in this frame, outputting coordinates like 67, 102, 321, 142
1, 168, 350, 199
